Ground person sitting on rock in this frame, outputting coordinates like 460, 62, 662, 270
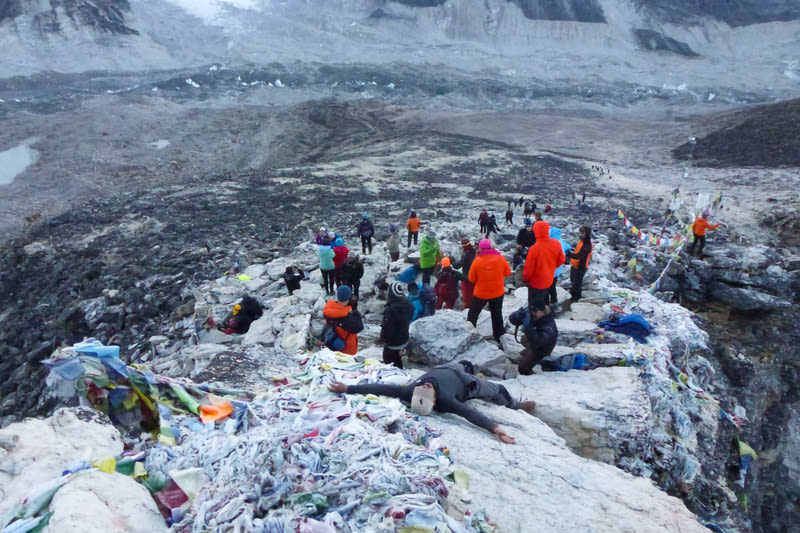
322, 286, 363, 355
510, 303, 558, 375
328, 364, 536, 444
408, 282, 436, 321
434, 257, 460, 309
283, 265, 305, 295
380, 282, 414, 369
220, 295, 263, 334
686, 211, 720, 258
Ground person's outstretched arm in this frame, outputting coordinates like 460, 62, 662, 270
328, 381, 414, 402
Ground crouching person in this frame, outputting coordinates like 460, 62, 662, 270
322, 286, 363, 355
510, 303, 558, 375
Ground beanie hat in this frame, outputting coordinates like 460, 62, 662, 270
389, 281, 408, 299
336, 285, 352, 302
427, 230, 436, 239
319, 226, 327, 233
390, 224, 397, 233
478, 239, 492, 251
441, 257, 451, 267
334, 238, 344, 247
461, 238, 472, 248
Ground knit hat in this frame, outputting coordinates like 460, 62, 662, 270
390, 224, 397, 233
441, 257, 451, 267
478, 239, 492, 251
334, 238, 344, 247
319, 226, 327, 233
389, 281, 407, 299
336, 285, 352, 302
411, 384, 436, 416
461, 238, 472, 248
427, 230, 436, 239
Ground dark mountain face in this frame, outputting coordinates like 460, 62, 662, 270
0, 0, 137, 35
634, 0, 800, 27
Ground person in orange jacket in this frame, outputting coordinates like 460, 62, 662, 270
467, 239, 512, 343
686, 211, 720, 257
322, 286, 364, 355
523, 220, 566, 311
565, 226, 592, 302
406, 211, 422, 247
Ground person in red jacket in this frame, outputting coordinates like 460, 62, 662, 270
322, 286, 363, 355
523, 220, 565, 311
467, 239, 511, 343
434, 257, 460, 309
686, 211, 720, 257
332, 237, 349, 289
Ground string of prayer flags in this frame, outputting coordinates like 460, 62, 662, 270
617, 208, 686, 248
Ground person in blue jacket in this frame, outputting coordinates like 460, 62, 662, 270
547, 226, 571, 306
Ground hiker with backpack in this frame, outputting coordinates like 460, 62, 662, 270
408, 282, 436, 321
434, 257, 460, 309
565, 225, 593, 302
328, 363, 536, 444
523, 220, 566, 311
478, 209, 489, 233
686, 211, 720, 258
318, 237, 336, 296
453, 238, 476, 309
332, 237, 349, 289
322, 286, 364, 355
343, 254, 365, 299
419, 231, 442, 285
406, 211, 422, 247
467, 239, 511, 346
516, 220, 535, 248
219, 295, 263, 334
380, 282, 415, 368
509, 303, 559, 375
356, 213, 375, 255
283, 265, 305, 296
397, 261, 421, 284
386, 224, 402, 261
485, 214, 500, 239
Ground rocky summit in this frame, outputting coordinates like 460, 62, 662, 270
2, 1, 800, 532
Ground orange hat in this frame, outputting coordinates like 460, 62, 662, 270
441, 257, 451, 267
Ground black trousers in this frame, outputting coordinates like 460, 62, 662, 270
547, 278, 558, 305
361, 236, 372, 254
321, 269, 335, 294
527, 286, 548, 311
570, 266, 587, 301
407, 231, 418, 247
421, 266, 435, 285
687, 234, 706, 256
383, 346, 403, 369
467, 294, 505, 339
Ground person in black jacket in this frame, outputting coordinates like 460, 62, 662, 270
356, 214, 375, 254
328, 364, 536, 444
343, 255, 365, 299
516, 221, 535, 248
511, 304, 559, 375
453, 238, 477, 308
283, 265, 305, 295
485, 214, 500, 239
379, 282, 415, 368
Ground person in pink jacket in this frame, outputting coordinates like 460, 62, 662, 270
467, 239, 511, 343
523, 221, 565, 311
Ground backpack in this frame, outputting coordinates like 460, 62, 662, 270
320, 321, 346, 351
419, 284, 436, 317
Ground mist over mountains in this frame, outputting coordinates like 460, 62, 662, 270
1, 0, 799, 105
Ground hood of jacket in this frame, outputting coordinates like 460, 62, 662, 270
534, 221, 550, 241
549, 227, 562, 240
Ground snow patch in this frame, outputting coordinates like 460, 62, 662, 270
0, 142, 40, 186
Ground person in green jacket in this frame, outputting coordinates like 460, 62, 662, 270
419, 230, 442, 285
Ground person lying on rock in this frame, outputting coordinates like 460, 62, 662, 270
328, 364, 536, 444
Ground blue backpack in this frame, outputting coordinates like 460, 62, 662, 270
320, 322, 346, 351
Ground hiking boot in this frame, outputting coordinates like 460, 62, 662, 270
519, 401, 537, 415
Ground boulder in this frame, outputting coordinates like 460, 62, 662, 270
708, 282, 793, 313
569, 302, 606, 323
